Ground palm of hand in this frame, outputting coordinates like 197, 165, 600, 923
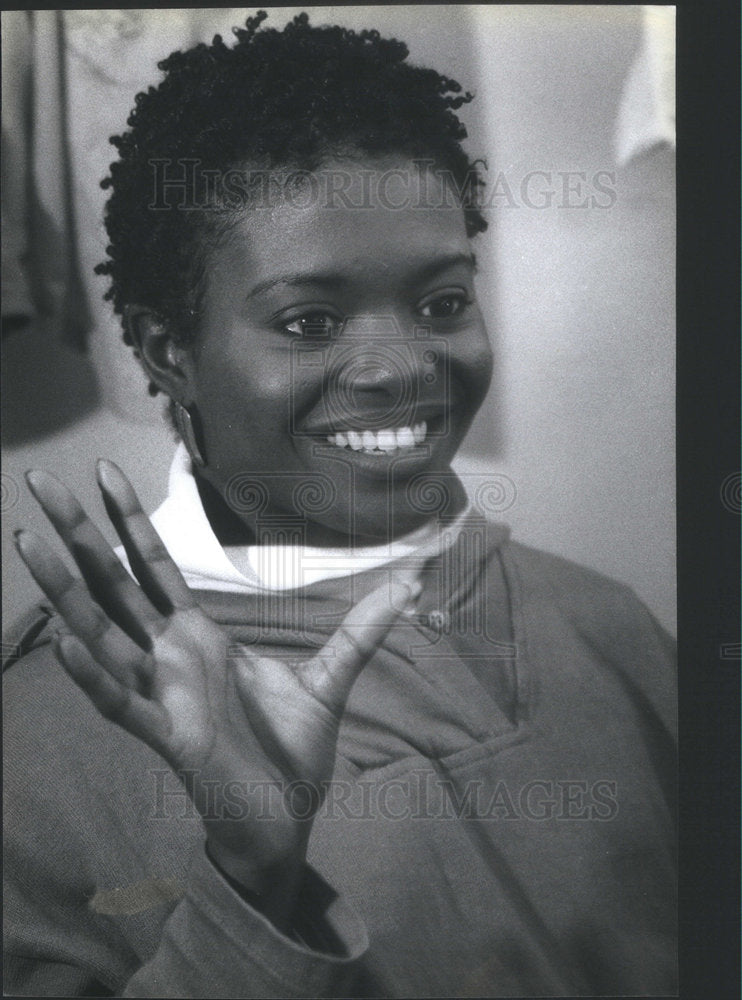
17, 460, 418, 874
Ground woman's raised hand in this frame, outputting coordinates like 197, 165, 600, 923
16, 461, 419, 920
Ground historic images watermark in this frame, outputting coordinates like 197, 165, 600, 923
147, 159, 617, 213
148, 769, 620, 823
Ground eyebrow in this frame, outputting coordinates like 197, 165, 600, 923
245, 252, 478, 302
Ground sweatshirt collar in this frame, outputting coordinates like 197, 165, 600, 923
143, 444, 476, 594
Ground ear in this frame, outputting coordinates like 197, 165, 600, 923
123, 305, 195, 400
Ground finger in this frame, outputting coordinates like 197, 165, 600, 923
302, 573, 423, 710
25, 469, 164, 649
15, 529, 153, 689
96, 460, 197, 615
54, 632, 166, 746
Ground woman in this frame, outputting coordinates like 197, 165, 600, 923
4, 13, 677, 997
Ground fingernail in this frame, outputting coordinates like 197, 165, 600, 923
24, 469, 44, 493
96, 458, 113, 490
13, 528, 30, 551
25, 469, 65, 502
98, 458, 128, 495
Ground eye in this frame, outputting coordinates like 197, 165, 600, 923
418, 292, 471, 319
283, 312, 340, 337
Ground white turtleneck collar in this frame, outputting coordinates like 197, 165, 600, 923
126, 444, 471, 594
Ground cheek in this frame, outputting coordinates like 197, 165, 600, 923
471, 328, 494, 367
457, 325, 494, 393
478, 340, 495, 389
192, 342, 261, 418
190, 354, 262, 460
190, 343, 311, 466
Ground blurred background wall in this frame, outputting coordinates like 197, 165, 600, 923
1, 6, 676, 632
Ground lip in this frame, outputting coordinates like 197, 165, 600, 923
295, 414, 456, 483
302, 437, 445, 480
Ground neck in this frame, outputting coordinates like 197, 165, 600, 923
195, 472, 257, 546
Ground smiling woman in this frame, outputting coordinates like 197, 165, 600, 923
136, 160, 492, 546
3, 10, 677, 999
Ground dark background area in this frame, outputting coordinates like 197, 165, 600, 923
676, 1, 740, 998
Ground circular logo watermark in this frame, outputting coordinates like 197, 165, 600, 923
720, 472, 741, 514
474, 476, 517, 514
406, 475, 456, 514
291, 477, 337, 516
1, 474, 20, 512
225, 475, 270, 515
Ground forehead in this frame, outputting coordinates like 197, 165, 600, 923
208, 158, 471, 286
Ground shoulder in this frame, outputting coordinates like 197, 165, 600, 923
450, 513, 673, 653
3, 605, 150, 797
3, 604, 77, 736
3, 608, 172, 882
3, 620, 112, 796
499, 537, 676, 729
3, 602, 90, 730
2, 601, 58, 671
501, 536, 626, 594
462, 511, 638, 608
3, 630, 106, 894
501, 537, 670, 636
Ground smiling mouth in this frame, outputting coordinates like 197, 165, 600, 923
326, 421, 429, 455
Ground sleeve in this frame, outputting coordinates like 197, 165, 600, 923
119, 850, 369, 999
4, 810, 368, 1000
509, 540, 677, 738
4, 852, 368, 999
3, 643, 370, 999
593, 579, 677, 742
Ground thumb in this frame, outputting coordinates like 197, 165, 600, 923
301, 571, 423, 712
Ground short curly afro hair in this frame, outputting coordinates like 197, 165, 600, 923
96, 10, 488, 387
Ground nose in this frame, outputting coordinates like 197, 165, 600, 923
339, 353, 400, 391
326, 314, 424, 426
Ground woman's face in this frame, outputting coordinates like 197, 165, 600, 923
182, 158, 493, 545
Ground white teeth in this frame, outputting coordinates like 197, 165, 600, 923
396, 426, 415, 448
326, 422, 428, 453
377, 429, 397, 452
413, 421, 427, 444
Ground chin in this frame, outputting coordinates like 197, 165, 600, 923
321, 477, 467, 546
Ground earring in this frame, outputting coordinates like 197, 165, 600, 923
174, 401, 206, 468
